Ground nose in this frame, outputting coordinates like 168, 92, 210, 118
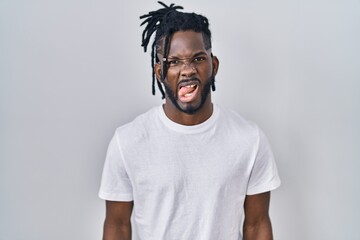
180, 61, 196, 76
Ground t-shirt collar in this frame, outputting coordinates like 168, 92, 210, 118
158, 104, 219, 134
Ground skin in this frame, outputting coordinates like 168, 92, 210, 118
102, 30, 274, 239
103, 201, 133, 240
243, 192, 274, 240
155, 31, 219, 126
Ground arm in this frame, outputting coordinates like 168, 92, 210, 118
103, 200, 133, 240
243, 191, 273, 240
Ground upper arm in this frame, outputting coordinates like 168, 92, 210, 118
103, 201, 133, 240
243, 192, 273, 239
99, 134, 133, 201
105, 200, 133, 224
244, 191, 271, 225
246, 128, 280, 195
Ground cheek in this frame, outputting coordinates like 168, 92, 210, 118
164, 72, 179, 86
199, 64, 213, 78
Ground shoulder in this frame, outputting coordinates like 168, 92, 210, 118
114, 106, 160, 143
217, 106, 276, 160
216, 105, 260, 136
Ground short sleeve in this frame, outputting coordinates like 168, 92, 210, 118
246, 128, 281, 195
98, 132, 133, 201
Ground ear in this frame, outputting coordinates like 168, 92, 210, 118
154, 62, 163, 82
211, 55, 219, 76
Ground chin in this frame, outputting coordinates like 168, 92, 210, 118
176, 99, 204, 115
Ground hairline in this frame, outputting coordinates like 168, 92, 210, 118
155, 30, 212, 58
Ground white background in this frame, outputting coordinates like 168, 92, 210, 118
1, 0, 359, 239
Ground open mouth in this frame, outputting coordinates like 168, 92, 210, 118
178, 81, 199, 103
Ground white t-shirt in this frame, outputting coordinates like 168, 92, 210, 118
99, 104, 280, 240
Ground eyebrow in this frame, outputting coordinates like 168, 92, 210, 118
167, 51, 209, 60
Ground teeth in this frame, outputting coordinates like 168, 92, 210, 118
185, 85, 195, 88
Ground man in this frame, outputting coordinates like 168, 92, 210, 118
99, 2, 280, 239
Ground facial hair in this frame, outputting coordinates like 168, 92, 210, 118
163, 74, 215, 115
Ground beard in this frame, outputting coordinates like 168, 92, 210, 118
163, 74, 215, 115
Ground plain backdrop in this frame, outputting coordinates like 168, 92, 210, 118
1, 0, 359, 239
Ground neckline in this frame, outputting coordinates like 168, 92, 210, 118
158, 104, 219, 134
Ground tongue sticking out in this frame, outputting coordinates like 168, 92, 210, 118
178, 84, 198, 102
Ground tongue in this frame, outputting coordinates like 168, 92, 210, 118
178, 86, 195, 97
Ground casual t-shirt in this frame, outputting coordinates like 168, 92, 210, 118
99, 104, 281, 240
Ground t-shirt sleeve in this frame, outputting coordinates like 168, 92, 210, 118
246, 128, 281, 195
98, 132, 133, 201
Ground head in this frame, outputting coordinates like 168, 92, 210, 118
140, 2, 219, 115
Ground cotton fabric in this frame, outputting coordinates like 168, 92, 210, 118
99, 104, 280, 240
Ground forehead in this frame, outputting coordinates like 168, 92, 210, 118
167, 31, 207, 57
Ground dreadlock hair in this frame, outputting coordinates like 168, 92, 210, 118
140, 1, 215, 99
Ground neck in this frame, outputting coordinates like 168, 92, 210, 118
163, 96, 213, 126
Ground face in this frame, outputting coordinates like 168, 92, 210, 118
155, 31, 219, 115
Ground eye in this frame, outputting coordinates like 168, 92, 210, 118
168, 59, 179, 66
193, 56, 205, 62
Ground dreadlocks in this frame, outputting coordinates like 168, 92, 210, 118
140, 1, 214, 99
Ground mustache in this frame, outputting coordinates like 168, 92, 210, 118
177, 78, 200, 87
